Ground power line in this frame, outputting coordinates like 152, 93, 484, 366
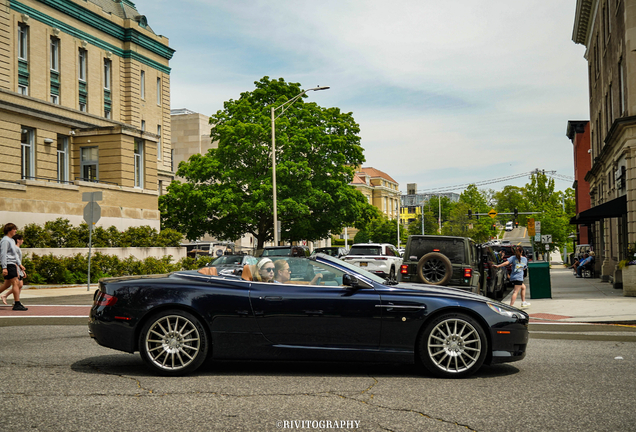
415, 169, 574, 193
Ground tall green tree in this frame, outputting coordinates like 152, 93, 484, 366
406, 211, 439, 236
353, 215, 406, 246
160, 77, 376, 248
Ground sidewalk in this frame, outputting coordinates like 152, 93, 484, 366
505, 266, 636, 324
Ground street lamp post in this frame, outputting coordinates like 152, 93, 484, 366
270, 86, 329, 245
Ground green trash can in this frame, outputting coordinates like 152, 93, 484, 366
528, 261, 551, 299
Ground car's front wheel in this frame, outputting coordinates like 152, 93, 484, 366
139, 309, 209, 376
418, 313, 487, 378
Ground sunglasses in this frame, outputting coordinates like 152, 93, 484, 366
263, 267, 275, 272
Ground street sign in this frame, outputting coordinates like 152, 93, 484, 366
82, 191, 103, 202
545, 244, 550, 250
83, 202, 101, 225
528, 218, 535, 236
488, 209, 498, 219
535, 220, 541, 233
541, 235, 552, 243
534, 234, 541, 242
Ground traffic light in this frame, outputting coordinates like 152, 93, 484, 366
492, 223, 496, 231
514, 208, 518, 218
515, 221, 519, 228
468, 209, 472, 219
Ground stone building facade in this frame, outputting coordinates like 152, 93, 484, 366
0, 0, 174, 230
571, 0, 636, 281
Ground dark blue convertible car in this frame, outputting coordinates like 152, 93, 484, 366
88, 254, 528, 378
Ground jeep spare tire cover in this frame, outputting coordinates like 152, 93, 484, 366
417, 252, 453, 285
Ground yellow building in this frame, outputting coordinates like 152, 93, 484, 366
0, 0, 174, 230
341, 167, 399, 242
352, 167, 400, 219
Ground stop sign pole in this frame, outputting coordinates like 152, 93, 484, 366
83, 192, 102, 291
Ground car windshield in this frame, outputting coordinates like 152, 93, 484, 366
212, 256, 243, 265
316, 248, 338, 256
262, 248, 291, 257
348, 246, 381, 256
407, 238, 465, 264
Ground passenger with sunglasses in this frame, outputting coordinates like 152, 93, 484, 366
255, 258, 275, 282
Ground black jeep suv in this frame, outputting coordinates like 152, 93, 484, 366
399, 235, 482, 294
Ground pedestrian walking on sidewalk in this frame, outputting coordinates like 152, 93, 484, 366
1, 233, 26, 304
495, 245, 530, 308
0, 223, 28, 311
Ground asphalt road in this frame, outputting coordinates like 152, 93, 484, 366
0, 325, 634, 431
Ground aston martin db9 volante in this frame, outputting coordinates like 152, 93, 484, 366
88, 254, 528, 378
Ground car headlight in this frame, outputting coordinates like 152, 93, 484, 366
487, 303, 525, 319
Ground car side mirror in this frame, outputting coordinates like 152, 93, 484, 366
343, 274, 372, 289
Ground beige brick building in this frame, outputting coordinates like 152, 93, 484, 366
571, 0, 636, 283
342, 167, 400, 241
0, 0, 174, 230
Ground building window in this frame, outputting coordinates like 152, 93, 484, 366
104, 59, 111, 118
140, 70, 145, 99
78, 49, 87, 81
50, 94, 58, 104
157, 125, 161, 160
104, 59, 111, 90
57, 135, 68, 183
17, 24, 29, 95
50, 37, 59, 71
157, 77, 161, 105
21, 127, 34, 180
18, 24, 28, 60
134, 139, 144, 188
141, 120, 145, 131
80, 147, 98, 181
78, 49, 87, 111
170, 149, 174, 172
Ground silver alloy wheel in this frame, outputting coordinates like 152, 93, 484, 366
422, 258, 447, 283
427, 317, 482, 374
144, 314, 201, 371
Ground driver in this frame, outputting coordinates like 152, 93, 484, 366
273, 260, 291, 284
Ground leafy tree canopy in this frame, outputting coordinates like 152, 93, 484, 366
160, 77, 376, 248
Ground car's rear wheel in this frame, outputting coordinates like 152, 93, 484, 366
417, 252, 452, 285
418, 313, 487, 378
389, 266, 396, 280
139, 309, 208, 376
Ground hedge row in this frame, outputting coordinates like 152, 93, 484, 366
2, 218, 183, 248
22, 253, 215, 285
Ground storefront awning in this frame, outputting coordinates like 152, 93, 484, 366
570, 195, 627, 225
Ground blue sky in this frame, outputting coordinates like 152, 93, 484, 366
134, 0, 589, 193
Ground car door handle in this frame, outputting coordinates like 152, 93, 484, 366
262, 296, 283, 301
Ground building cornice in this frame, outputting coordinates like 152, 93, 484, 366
572, 0, 595, 45
11, 0, 173, 73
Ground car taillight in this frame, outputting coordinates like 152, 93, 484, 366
95, 292, 118, 306
400, 264, 409, 274
463, 269, 472, 278
433, 249, 440, 252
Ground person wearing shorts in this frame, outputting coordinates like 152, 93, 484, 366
495, 245, 530, 308
0, 223, 28, 311
1, 234, 26, 305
